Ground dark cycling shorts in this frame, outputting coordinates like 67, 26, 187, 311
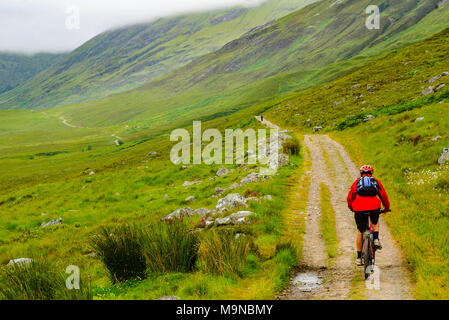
354, 209, 380, 233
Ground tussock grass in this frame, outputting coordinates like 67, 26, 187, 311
144, 221, 199, 273
0, 259, 92, 300
90, 224, 147, 283
198, 229, 252, 278
282, 138, 300, 156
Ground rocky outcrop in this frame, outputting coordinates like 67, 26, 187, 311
215, 193, 248, 213
216, 166, 229, 177
161, 207, 194, 221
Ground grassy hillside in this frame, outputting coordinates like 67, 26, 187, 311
266, 28, 449, 299
0, 53, 65, 95
0, 0, 314, 110
0, 101, 306, 299
43, 0, 449, 132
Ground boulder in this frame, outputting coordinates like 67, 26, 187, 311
214, 217, 232, 226
428, 76, 441, 84
227, 183, 240, 190
7, 258, 33, 266
363, 115, 376, 122
185, 196, 196, 202
216, 166, 229, 177
313, 126, 323, 133
431, 136, 442, 142
422, 86, 434, 96
161, 208, 194, 221
229, 211, 255, 224
438, 148, 449, 166
415, 117, 425, 122
240, 172, 267, 185
89, 171, 95, 176
215, 193, 248, 213
194, 208, 216, 217
41, 218, 62, 228
435, 84, 446, 92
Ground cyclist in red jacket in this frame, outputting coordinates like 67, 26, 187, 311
347, 165, 390, 266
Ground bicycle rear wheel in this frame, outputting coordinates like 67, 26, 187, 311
362, 232, 371, 280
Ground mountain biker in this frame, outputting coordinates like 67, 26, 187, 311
347, 165, 390, 266
260, 114, 264, 122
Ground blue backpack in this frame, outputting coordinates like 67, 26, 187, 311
356, 176, 379, 197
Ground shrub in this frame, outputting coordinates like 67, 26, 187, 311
198, 229, 252, 278
0, 259, 92, 300
143, 221, 200, 273
282, 139, 300, 156
90, 224, 147, 283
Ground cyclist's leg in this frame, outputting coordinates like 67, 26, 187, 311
370, 210, 382, 248
354, 212, 368, 263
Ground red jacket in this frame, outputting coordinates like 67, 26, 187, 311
347, 175, 390, 212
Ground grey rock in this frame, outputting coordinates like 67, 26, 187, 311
185, 196, 196, 202
216, 166, 229, 177
438, 148, 449, 165
428, 76, 441, 84
215, 217, 232, 226
313, 126, 323, 133
435, 84, 446, 92
351, 84, 361, 90
183, 180, 200, 187
240, 172, 267, 185
422, 86, 434, 96
227, 183, 240, 190
363, 115, 376, 122
41, 218, 62, 228
415, 117, 425, 122
147, 151, 158, 156
432, 136, 442, 142
161, 208, 194, 221
262, 195, 273, 201
214, 187, 225, 195
194, 208, 216, 217
215, 193, 248, 213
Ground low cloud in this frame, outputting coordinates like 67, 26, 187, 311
0, 0, 263, 54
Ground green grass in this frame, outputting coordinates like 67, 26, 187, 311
320, 183, 339, 261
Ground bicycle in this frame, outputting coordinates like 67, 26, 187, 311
361, 209, 388, 280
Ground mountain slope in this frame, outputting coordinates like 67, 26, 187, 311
48, 0, 449, 130
0, 0, 315, 110
0, 52, 65, 95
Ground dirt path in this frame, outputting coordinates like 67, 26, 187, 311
59, 116, 82, 128
256, 117, 414, 300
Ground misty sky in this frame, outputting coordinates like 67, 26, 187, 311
0, 0, 263, 54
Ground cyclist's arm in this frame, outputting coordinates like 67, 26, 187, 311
347, 180, 358, 212
377, 180, 390, 211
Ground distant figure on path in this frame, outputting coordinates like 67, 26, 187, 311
260, 114, 264, 122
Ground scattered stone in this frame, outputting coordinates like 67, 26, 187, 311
415, 117, 425, 122
432, 136, 442, 142
214, 187, 225, 195
313, 126, 323, 133
183, 180, 201, 187
155, 296, 181, 301
194, 208, 216, 217
240, 172, 267, 185
351, 84, 361, 90
363, 115, 376, 122
262, 195, 273, 201
161, 208, 194, 221
216, 166, 229, 177
292, 272, 322, 292
227, 183, 240, 190
333, 99, 344, 107
7, 258, 33, 266
89, 171, 95, 176
215, 193, 248, 213
147, 151, 158, 156
435, 84, 446, 92
422, 86, 434, 96
85, 252, 97, 258
367, 84, 374, 91
438, 148, 449, 166
163, 194, 169, 200
185, 196, 196, 202
428, 76, 441, 84
214, 217, 232, 226
41, 218, 62, 228
229, 211, 255, 223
